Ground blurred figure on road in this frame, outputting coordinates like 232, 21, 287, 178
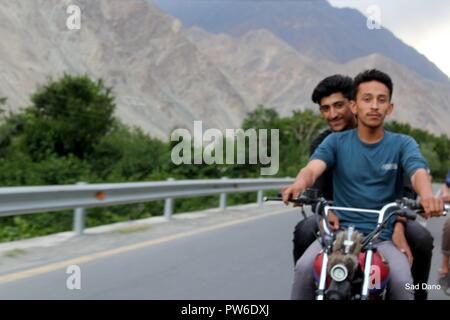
438, 169, 450, 294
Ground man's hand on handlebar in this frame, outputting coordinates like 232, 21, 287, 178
281, 183, 303, 206
420, 196, 444, 219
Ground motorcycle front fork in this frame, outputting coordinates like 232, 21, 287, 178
316, 244, 376, 300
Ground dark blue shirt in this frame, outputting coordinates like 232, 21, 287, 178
310, 129, 428, 240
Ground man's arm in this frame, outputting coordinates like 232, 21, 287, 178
282, 159, 340, 230
282, 159, 327, 204
411, 168, 443, 218
400, 136, 443, 218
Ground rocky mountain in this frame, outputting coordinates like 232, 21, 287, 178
185, 27, 321, 112
186, 27, 450, 137
0, 0, 251, 139
153, 0, 449, 84
0, 0, 448, 140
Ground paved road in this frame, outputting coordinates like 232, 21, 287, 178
0, 205, 297, 299
423, 214, 449, 300
0, 203, 448, 299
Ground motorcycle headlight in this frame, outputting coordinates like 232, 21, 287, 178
330, 264, 348, 282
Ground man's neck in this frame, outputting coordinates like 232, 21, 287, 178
357, 125, 384, 144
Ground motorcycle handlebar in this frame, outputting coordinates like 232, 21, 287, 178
263, 196, 317, 205
265, 191, 448, 217
263, 196, 283, 202
395, 207, 417, 220
397, 198, 422, 211
265, 189, 327, 205
396, 197, 449, 217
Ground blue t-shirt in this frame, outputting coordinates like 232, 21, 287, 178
310, 129, 428, 241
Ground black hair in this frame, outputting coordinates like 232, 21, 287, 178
353, 69, 393, 100
311, 74, 354, 105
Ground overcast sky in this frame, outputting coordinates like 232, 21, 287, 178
329, 0, 450, 79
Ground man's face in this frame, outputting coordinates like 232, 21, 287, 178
319, 92, 355, 132
352, 81, 393, 129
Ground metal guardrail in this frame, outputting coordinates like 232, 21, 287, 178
0, 178, 294, 235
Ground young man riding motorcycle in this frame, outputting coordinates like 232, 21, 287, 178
292, 74, 435, 300
284, 69, 444, 300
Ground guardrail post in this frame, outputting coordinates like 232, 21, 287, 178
219, 177, 228, 211
257, 178, 264, 207
164, 178, 175, 220
73, 182, 87, 236
257, 190, 264, 207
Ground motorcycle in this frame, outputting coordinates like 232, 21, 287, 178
266, 189, 449, 300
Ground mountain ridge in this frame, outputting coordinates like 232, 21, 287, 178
0, 0, 448, 140
153, 0, 449, 84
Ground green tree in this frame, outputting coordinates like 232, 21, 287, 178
90, 122, 169, 181
386, 120, 450, 180
25, 74, 115, 160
